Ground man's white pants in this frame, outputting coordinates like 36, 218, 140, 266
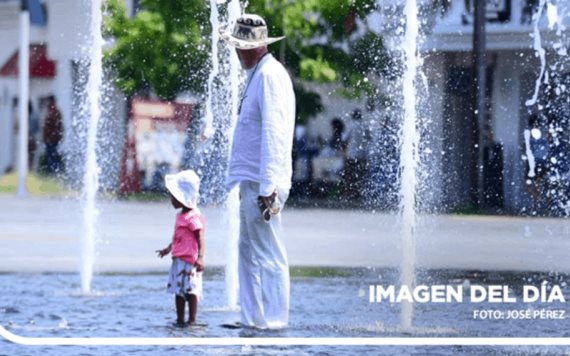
238, 181, 290, 329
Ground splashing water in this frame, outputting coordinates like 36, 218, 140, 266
399, 0, 420, 329
81, 0, 104, 295
524, 129, 537, 178
223, 0, 243, 310
224, 189, 240, 309
525, 0, 547, 107
545, 1, 559, 31
204, 0, 243, 309
523, 0, 569, 216
203, 0, 222, 141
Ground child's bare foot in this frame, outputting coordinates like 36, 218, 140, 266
173, 320, 186, 328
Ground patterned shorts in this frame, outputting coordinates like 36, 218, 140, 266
166, 258, 203, 301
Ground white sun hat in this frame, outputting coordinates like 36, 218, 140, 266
219, 14, 285, 50
164, 170, 201, 209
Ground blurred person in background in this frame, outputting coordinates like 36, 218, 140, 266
42, 96, 63, 175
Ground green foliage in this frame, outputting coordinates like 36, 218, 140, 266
300, 58, 336, 83
104, 0, 390, 120
295, 84, 322, 125
104, 0, 210, 100
0, 172, 69, 196
246, 0, 386, 121
104, 0, 450, 120
289, 266, 354, 278
351, 32, 393, 78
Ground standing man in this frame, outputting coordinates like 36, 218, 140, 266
221, 14, 296, 329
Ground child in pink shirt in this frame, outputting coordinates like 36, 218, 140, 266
157, 170, 205, 327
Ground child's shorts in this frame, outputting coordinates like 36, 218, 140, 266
166, 258, 203, 301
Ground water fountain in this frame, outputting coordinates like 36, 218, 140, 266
194, 0, 244, 310
203, 0, 222, 141
222, 0, 243, 311
201, 0, 243, 310
398, 0, 420, 330
523, 0, 570, 216
80, 0, 104, 295
368, 0, 570, 331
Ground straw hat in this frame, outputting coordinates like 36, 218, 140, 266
219, 14, 285, 50
164, 170, 200, 209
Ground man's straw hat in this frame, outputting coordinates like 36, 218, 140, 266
220, 14, 285, 50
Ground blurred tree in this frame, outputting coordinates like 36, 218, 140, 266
104, 0, 448, 120
247, 0, 391, 122
104, 0, 210, 100
104, 0, 392, 117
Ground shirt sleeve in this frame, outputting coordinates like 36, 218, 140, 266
186, 213, 204, 232
258, 70, 290, 197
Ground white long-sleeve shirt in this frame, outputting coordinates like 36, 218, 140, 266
227, 54, 296, 197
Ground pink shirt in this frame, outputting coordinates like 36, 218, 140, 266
171, 209, 205, 264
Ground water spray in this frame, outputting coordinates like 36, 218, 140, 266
81, 0, 104, 295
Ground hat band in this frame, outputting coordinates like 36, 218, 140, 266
232, 25, 268, 43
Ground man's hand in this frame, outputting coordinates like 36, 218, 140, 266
257, 191, 280, 222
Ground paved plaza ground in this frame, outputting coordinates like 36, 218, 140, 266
0, 194, 569, 273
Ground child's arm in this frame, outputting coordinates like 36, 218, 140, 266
156, 243, 172, 258
194, 229, 205, 272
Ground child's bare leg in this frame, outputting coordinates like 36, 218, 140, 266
188, 294, 198, 323
175, 295, 186, 325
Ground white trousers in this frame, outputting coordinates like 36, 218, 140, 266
238, 181, 290, 329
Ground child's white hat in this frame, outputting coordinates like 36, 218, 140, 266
164, 170, 200, 209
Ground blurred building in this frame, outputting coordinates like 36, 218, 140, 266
421, 0, 570, 212
298, 0, 569, 212
0, 0, 134, 187
0, 0, 51, 173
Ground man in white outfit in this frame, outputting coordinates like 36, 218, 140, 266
221, 14, 296, 329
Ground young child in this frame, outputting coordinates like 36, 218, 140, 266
156, 170, 206, 327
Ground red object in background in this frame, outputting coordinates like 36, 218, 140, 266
343, 11, 356, 34
118, 98, 193, 195
0, 44, 56, 78
130, 98, 193, 130
118, 122, 141, 195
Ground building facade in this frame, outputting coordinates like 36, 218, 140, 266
0, 0, 131, 186
422, 0, 569, 213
